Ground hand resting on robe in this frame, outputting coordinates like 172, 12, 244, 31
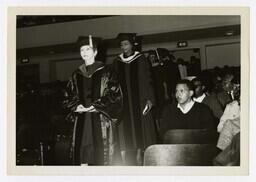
143, 100, 153, 115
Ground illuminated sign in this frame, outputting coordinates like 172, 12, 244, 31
177, 41, 188, 48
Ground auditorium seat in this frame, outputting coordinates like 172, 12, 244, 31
143, 144, 219, 166
16, 123, 55, 165
163, 129, 218, 144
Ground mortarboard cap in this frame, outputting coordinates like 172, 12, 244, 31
116, 33, 138, 45
156, 48, 170, 58
147, 50, 157, 56
76, 35, 101, 49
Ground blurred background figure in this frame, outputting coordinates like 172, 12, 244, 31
192, 76, 223, 128
156, 48, 180, 101
188, 56, 201, 76
147, 50, 167, 120
177, 58, 188, 79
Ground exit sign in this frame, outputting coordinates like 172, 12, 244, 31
177, 41, 188, 48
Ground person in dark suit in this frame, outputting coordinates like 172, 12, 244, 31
192, 77, 224, 127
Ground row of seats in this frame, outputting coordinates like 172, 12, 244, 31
143, 129, 220, 166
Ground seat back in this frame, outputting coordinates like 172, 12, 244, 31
163, 129, 218, 144
143, 144, 218, 166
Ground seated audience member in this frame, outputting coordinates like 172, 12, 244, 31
192, 77, 223, 127
216, 73, 235, 109
159, 79, 216, 140
210, 71, 223, 95
217, 81, 240, 132
217, 99, 240, 133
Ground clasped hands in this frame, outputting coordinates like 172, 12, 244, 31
74, 104, 98, 113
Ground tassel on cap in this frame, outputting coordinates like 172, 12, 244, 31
76, 35, 101, 49
89, 35, 93, 48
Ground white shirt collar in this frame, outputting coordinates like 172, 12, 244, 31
177, 100, 195, 114
193, 93, 206, 103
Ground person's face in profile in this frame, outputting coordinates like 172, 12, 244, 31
80, 45, 97, 64
175, 84, 193, 105
193, 80, 204, 98
120, 40, 133, 56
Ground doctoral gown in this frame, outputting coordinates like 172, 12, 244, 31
113, 52, 157, 152
63, 61, 123, 165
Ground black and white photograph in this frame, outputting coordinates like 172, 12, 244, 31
6, 6, 250, 175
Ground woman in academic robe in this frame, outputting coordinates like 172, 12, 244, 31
113, 33, 157, 165
63, 35, 123, 165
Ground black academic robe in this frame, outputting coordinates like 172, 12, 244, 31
63, 61, 123, 165
150, 64, 166, 115
114, 52, 157, 151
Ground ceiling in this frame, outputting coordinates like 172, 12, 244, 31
17, 15, 114, 28
17, 15, 240, 49
17, 25, 240, 58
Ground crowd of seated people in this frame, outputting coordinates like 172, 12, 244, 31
146, 48, 240, 166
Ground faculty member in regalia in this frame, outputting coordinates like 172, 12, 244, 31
63, 35, 123, 165
113, 33, 157, 165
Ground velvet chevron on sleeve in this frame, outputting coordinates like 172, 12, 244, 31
92, 65, 123, 124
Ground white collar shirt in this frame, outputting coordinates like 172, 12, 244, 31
177, 100, 195, 114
